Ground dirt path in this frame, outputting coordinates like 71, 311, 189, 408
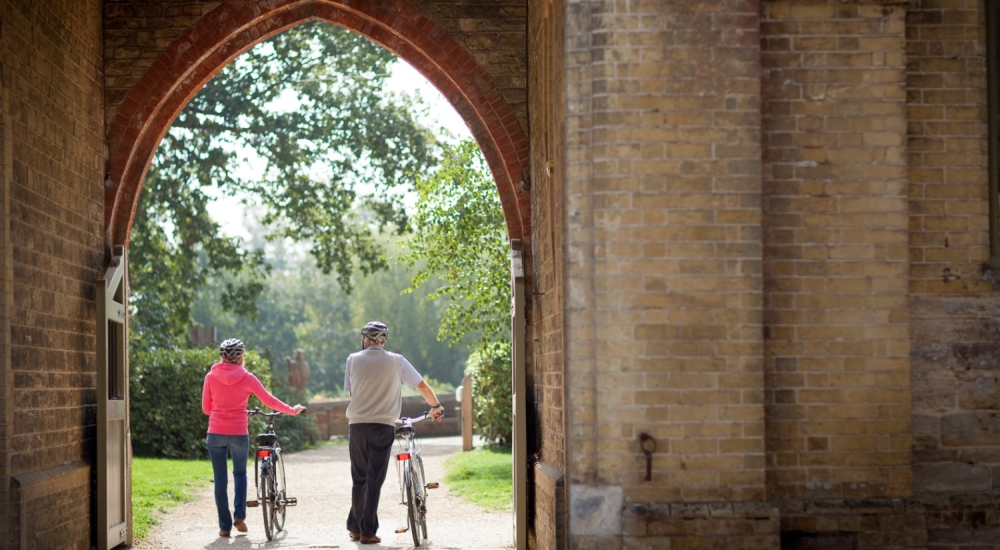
135, 436, 514, 550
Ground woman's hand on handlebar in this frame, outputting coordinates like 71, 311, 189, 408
292, 404, 306, 415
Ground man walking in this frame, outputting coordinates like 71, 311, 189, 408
345, 321, 445, 544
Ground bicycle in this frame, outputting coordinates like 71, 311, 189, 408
393, 412, 440, 547
246, 407, 301, 540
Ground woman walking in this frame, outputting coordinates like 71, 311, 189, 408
202, 338, 305, 537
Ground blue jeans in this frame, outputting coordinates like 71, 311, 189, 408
206, 434, 249, 532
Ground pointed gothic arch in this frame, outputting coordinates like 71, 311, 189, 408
104, 0, 530, 246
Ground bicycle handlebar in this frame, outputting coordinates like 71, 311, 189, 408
396, 409, 445, 425
247, 407, 306, 417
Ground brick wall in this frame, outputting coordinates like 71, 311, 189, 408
907, 0, 990, 294
0, 0, 105, 547
563, 0, 766, 545
761, 1, 912, 500
103, 0, 528, 132
0, 34, 12, 544
528, 0, 567, 547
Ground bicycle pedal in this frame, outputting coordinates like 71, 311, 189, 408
395, 528, 408, 534
246, 500, 259, 508
426, 482, 439, 489
284, 497, 297, 506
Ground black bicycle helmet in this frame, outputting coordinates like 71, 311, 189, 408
219, 338, 245, 363
361, 321, 389, 345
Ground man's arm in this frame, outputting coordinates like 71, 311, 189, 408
416, 380, 444, 421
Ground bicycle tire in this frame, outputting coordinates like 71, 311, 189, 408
413, 455, 428, 540
261, 464, 274, 541
273, 452, 287, 532
406, 480, 420, 547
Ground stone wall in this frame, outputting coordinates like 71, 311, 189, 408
0, 0, 106, 547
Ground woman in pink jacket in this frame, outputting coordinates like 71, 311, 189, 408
202, 338, 305, 538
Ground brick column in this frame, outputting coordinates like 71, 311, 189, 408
761, 1, 911, 500
0, 50, 12, 546
564, 1, 769, 546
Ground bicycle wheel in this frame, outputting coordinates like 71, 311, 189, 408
260, 465, 274, 541
272, 452, 287, 532
406, 480, 420, 547
413, 456, 428, 540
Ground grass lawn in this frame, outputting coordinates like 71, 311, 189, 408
443, 446, 512, 512
132, 457, 213, 540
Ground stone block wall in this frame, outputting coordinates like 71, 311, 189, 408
0, 0, 106, 546
778, 498, 927, 550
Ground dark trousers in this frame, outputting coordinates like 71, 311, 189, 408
347, 423, 396, 537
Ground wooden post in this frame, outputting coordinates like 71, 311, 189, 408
462, 374, 473, 451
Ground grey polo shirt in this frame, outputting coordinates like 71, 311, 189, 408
344, 346, 423, 426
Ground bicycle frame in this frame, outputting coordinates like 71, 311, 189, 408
394, 414, 429, 505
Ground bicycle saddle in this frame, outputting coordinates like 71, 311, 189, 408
256, 433, 278, 446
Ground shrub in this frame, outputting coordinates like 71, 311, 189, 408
466, 342, 512, 446
130, 348, 318, 458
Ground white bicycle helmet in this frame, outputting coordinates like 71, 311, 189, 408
219, 338, 245, 363
361, 321, 389, 345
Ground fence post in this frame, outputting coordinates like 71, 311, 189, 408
462, 374, 473, 451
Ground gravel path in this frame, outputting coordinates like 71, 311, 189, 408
135, 436, 514, 550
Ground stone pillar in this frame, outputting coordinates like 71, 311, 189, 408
564, 1, 770, 546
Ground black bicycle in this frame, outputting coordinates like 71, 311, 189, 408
246, 408, 300, 540
393, 412, 439, 547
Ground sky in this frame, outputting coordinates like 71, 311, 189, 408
205, 58, 473, 242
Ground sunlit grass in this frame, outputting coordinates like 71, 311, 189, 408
132, 457, 213, 540
443, 447, 512, 512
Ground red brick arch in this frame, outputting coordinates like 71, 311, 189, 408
105, 0, 530, 247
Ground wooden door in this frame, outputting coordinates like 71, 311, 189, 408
97, 245, 130, 549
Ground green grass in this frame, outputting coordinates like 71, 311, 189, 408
132, 457, 213, 540
443, 447, 512, 512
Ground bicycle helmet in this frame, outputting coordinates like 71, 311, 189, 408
361, 321, 389, 345
219, 338, 246, 363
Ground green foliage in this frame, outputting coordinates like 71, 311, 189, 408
399, 140, 510, 349
192, 241, 472, 392
130, 348, 316, 457
443, 447, 512, 512
130, 21, 438, 351
131, 457, 212, 540
466, 342, 513, 446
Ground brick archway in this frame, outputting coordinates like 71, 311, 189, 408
105, 0, 530, 247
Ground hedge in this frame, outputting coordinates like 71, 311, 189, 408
130, 348, 319, 458
466, 342, 512, 446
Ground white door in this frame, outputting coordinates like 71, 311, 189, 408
97, 245, 130, 549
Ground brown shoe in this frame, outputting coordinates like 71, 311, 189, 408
219, 531, 230, 537
234, 519, 247, 533
349, 531, 361, 541
360, 534, 381, 544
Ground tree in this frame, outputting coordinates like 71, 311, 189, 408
131, 22, 438, 351
399, 139, 510, 349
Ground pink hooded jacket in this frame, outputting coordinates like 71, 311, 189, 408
202, 362, 297, 435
